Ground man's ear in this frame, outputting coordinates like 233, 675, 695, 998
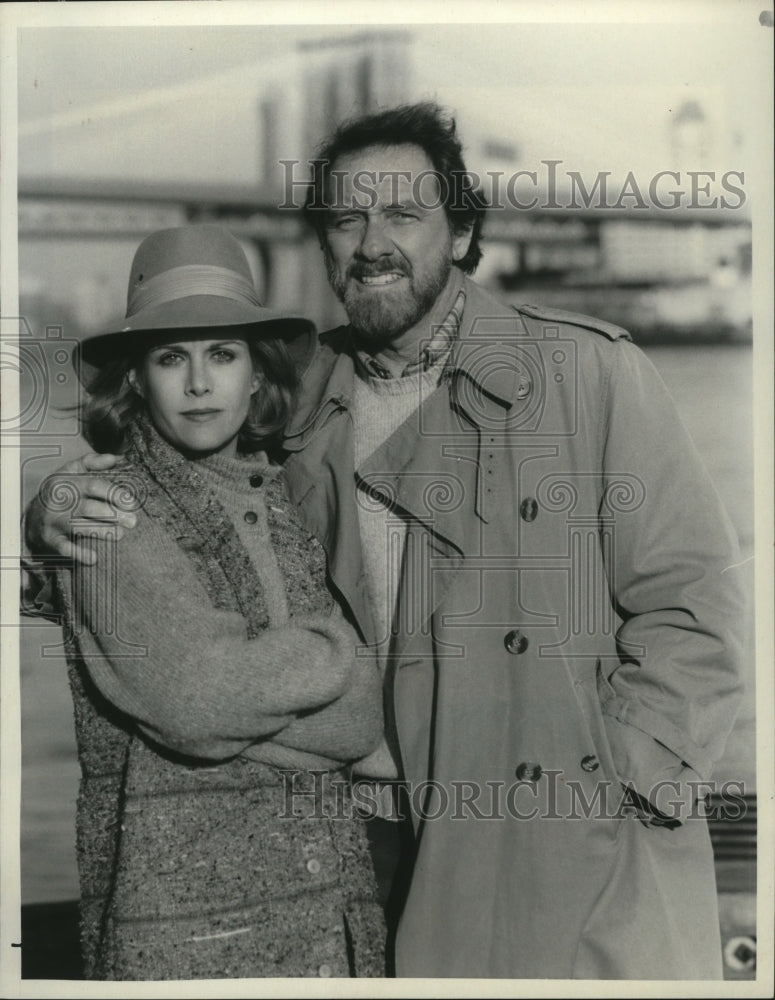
451, 224, 474, 263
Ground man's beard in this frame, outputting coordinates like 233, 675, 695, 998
325, 247, 453, 352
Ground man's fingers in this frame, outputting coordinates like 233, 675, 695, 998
64, 476, 137, 525
81, 477, 118, 503
40, 469, 138, 529
82, 452, 123, 472
53, 537, 98, 566
59, 453, 100, 475
45, 522, 123, 556
57, 452, 122, 476
70, 518, 126, 541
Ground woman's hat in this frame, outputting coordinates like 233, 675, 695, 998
73, 224, 317, 388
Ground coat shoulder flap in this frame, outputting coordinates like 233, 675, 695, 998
318, 324, 350, 351
516, 302, 632, 342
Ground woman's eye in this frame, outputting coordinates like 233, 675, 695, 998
157, 352, 183, 366
211, 350, 235, 362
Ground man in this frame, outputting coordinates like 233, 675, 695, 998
27, 102, 745, 979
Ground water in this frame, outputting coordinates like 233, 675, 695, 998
643, 345, 756, 797
18, 343, 756, 904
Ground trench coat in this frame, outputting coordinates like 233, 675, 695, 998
281, 276, 745, 979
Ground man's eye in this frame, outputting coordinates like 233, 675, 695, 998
392, 212, 419, 223
329, 215, 361, 231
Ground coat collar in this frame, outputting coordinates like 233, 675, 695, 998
280, 277, 529, 648
451, 276, 527, 407
283, 275, 526, 450
282, 327, 354, 451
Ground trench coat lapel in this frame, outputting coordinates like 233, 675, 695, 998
358, 377, 519, 660
282, 344, 378, 648
282, 282, 527, 652
356, 380, 477, 553
284, 432, 378, 648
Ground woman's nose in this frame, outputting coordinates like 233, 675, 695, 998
186, 358, 211, 396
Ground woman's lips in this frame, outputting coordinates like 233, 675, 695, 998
180, 409, 222, 421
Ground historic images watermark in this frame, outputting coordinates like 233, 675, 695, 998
279, 159, 747, 212
279, 769, 749, 825
18, 309, 648, 667
1, 318, 82, 439
20, 467, 149, 658
345, 309, 649, 657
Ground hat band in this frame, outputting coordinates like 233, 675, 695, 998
127, 264, 262, 316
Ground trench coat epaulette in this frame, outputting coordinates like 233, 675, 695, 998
515, 303, 632, 342
319, 325, 351, 351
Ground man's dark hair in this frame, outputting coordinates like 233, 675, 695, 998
303, 101, 487, 274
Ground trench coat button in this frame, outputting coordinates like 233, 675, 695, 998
520, 497, 538, 522
581, 754, 600, 772
306, 858, 321, 874
249, 473, 264, 488
318, 963, 333, 977
515, 762, 542, 782
504, 629, 528, 654
243, 510, 258, 524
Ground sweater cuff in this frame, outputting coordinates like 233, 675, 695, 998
20, 556, 58, 621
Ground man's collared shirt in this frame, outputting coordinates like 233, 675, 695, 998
353, 288, 467, 382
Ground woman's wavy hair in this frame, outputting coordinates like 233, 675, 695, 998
78, 330, 299, 455
303, 101, 488, 274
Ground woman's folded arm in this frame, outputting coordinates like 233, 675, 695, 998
64, 508, 362, 760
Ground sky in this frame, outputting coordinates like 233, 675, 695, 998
7, 5, 769, 348
1, 0, 772, 950
15, 20, 758, 124
13, 15, 768, 191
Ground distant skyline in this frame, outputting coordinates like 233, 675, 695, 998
16, 20, 760, 191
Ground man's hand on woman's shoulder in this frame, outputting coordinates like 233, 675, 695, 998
25, 451, 136, 564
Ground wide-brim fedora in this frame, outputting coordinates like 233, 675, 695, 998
73, 224, 317, 389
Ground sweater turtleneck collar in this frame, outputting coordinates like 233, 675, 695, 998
127, 412, 281, 498
193, 448, 280, 494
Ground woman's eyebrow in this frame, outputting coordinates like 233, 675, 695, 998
148, 342, 186, 353
148, 340, 242, 352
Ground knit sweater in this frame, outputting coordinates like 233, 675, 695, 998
70, 442, 382, 769
352, 363, 449, 660
55, 415, 386, 979
349, 360, 452, 787
196, 451, 290, 625
350, 271, 465, 660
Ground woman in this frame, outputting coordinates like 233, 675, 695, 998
52, 225, 386, 980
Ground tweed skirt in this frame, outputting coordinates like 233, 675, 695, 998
78, 737, 386, 981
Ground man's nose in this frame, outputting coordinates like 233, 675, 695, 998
358, 215, 393, 260
186, 358, 211, 396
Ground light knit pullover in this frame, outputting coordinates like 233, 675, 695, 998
67, 430, 382, 771
350, 273, 466, 662
194, 451, 290, 624
348, 278, 466, 783
352, 362, 449, 660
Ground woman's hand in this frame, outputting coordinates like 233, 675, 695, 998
25, 452, 136, 564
